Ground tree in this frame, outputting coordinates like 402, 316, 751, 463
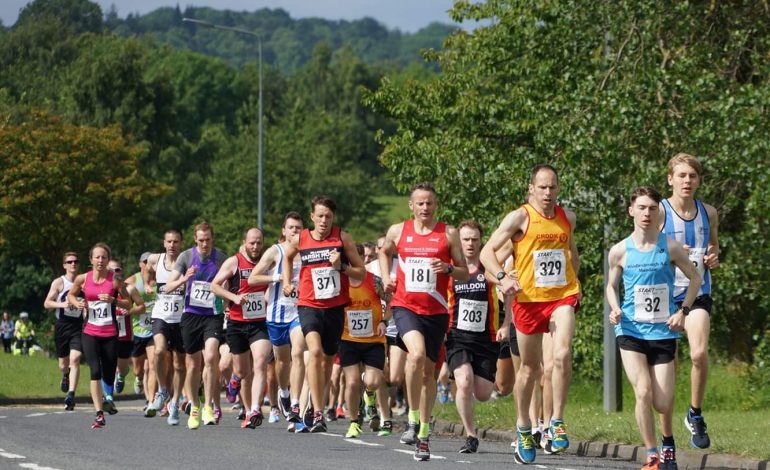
0, 109, 169, 272
364, 0, 770, 369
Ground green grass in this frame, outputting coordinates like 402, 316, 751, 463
433, 361, 770, 460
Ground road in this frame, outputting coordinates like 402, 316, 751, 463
0, 401, 642, 470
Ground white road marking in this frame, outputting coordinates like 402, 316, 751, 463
319, 432, 343, 437
24, 413, 46, 418
0, 416, 7, 419
0, 451, 25, 459
344, 439, 382, 446
392, 449, 446, 459
19, 464, 62, 470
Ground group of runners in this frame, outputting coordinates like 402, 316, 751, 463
43, 154, 717, 469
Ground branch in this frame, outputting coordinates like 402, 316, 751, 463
599, 18, 638, 91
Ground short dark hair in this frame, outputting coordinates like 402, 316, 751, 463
62, 251, 78, 263
458, 220, 483, 238
164, 229, 182, 240
630, 186, 663, 205
194, 221, 214, 237
530, 164, 559, 185
355, 243, 365, 257
283, 211, 303, 227
311, 195, 336, 213
410, 182, 437, 197
362, 241, 376, 251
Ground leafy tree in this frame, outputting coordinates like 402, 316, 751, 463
16, 0, 103, 35
365, 0, 770, 371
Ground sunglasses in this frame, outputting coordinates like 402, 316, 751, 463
64, 260, 79, 265
112, 268, 123, 273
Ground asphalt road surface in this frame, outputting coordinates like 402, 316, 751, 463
0, 401, 643, 470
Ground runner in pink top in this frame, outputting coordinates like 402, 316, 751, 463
68, 243, 132, 429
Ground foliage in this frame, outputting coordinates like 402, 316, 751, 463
364, 0, 770, 372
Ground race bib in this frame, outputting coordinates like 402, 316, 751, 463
311, 267, 340, 300
189, 281, 214, 308
404, 257, 436, 293
457, 298, 488, 332
634, 284, 670, 323
63, 305, 82, 318
675, 247, 706, 287
88, 300, 112, 326
116, 313, 128, 337
154, 294, 183, 321
533, 249, 567, 287
280, 279, 299, 306
347, 309, 374, 338
138, 313, 152, 329
243, 292, 267, 320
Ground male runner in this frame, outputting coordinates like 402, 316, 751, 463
659, 153, 719, 449
608, 186, 701, 470
43, 251, 84, 411
144, 229, 186, 424
379, 182, 468, 461
447, 220, 507, 454
164, 222, 227, 429
248, 212, 307, 429
480, 164, 580, 464
125, 252, 157, 402
282, 196, 366, 433
211, 227, 271, 429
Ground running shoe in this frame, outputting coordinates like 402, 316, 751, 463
335, 404, 345, 419
459, 435, 479, 454
294, 421, 309, 433
684, 412, 710, 449
160, 402, 169, 417
64, 392, 75, 411
147, 390, 168, 418
225, 374, 241, 404
642, 454, 660, 470
345, 422, 362, 438
303, 406, 315, 427
188, 405, 201, 430
102, 399, 118, 415
378, 420, 393, 437
286, 421, 296, 432
167, 402, 180, 426
134, 377, 143, 395
91, 411, 106, 429
213, 406, 222, 424
202, 405, 216, 426
60, 373, 69, 393
513, 429, 537, 464
241, 410, 264, 429
532, 428, 543, 449
438, 383, 449, 404
326, 407, 337, 422
400, 422, 419, 445
115, 374, 125, 394
414, 438, 430, 461
368, 406, 380, 432
660, 445, 678, 470
279, 395, 291, 418
287, 404, 302, 423
549, 419, 569, 453
237, 407, 247, 421
541, 428, 553, 454
269, 406, 281, 423
310, 411, 327, 433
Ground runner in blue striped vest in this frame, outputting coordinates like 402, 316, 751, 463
660, 153, 720, 450
607, 186, 701, 470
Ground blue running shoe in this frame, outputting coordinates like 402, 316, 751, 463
513, 429, 536, 464
114, 374, 125, 394
294, 421, 309, 433
549, 420, 569, 453
684, 412, 710, 449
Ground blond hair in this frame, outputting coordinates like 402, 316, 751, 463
667, 153, 702, 177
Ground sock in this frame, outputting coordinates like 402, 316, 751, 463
365, 390, 376, 407
662, 435, 675, 447
517, 425, 532, 434
550, 417, 563, 426
159, 386, 168, 395
408, 409, 420, 425
646, 447, 658, 458
689, 405, 702, 416
279, 388, 290, 399
418, 422, 430, 439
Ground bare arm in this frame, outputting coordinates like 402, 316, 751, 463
605, 242, 625, 325
480, 208, 527, 295
211, 256, 241, 305
337, 231, 366, 281
378, 223, 402, 293
248, 245, 279, 286
143, 254, 160, 295
704, 203, 720, 269
443, 226, 469, 282
67, 275, 87, 312
281, 235, 300, 297
122, 285, 145, 316
565, 209, 581, 276
667, 239, 703, 332
115, 279, 132, 310
163, 267, 192, 295
43, 278, 66, 310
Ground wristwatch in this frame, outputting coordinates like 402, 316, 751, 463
681, 305, 691, 316
446, 264, 454, 275
496, 271, 506, 281
338, 262, 349, 272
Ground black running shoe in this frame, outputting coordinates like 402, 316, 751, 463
64, 392, 75, 411
684, 412, 710, 449
303, 406, 315, 427
459, 436, 479, 454
60, 373, 69, 394
287, 404, 301, 423
414, 438, 430, 461
661, 445, 678, 470
326, 407, 337, 422
279, 396, 292, 418
91, 411, 106, 429
310, 411, 327, 433
102, 399, 118, 415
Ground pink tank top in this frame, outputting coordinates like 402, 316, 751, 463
83, 271, 118, 337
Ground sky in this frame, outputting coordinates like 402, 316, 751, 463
0, 1, 464, 32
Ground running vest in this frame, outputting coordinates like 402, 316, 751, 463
82, 271, 117, 338
298, 227, 350, 309
131, 272, 154, 338
513, 204, 580, 303
616, 233, 679, 341
448, 266, 499, 341
184, 248, 221, 316
228, 252, 268, 322
661, 199, 711, 300
342, 272, 385, 343
266, 244, 300, 324
152, 253, 184, 323
390, 220, 451, 315
56, 276, 84, 324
